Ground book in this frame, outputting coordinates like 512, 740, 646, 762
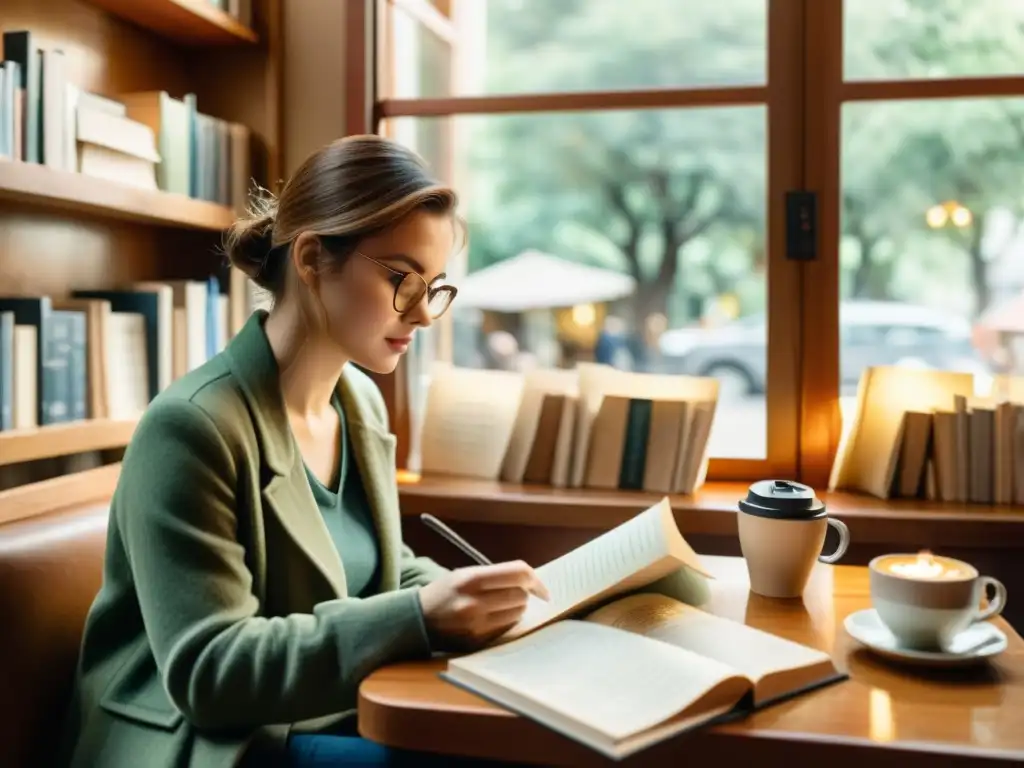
443, 592, 844, 760
436, 496, 845, 759
493, 496, 713, 643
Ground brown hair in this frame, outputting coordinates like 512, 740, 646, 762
224, 134, 461, 300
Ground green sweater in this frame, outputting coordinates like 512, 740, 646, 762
303, 396, 380, 598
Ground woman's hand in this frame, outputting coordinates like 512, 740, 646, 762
418, 560, 550, 651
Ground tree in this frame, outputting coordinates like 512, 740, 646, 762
461, 0, 1024, 329
464, 0, 766, 327
841, 0, 1024, 315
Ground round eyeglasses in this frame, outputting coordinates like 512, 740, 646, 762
354, 251, 458, 320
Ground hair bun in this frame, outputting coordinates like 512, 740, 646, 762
223, 189, 278, 289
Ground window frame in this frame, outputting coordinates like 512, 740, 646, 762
354, 0, 807, 481
800, 0, 1024, 487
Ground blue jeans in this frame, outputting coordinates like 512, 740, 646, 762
241, 732, 523, 767
284, 734, 500, 767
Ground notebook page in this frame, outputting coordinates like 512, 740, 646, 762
497, 499, 682, 640
586, 593, 832, 685
449, 620, 748, 744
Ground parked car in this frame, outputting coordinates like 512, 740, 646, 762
658, 300, 992, 399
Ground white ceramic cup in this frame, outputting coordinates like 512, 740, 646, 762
869, 552, 1007, 650
737, 480, 850, 599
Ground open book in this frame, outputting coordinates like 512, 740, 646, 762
494, 496, 713, 642
443, 592, 843, 760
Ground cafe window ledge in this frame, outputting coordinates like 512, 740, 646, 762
396, 473, 1024, 550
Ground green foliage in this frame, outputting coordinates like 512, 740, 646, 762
461, 0, 1024, 324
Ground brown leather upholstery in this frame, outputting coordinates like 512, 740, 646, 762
0, 503, 109, 768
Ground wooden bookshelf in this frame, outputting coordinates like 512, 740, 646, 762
80, 0, 258, 46
0, 420, 138, 467
0, 160, 236, 231
0, 0, 282, 497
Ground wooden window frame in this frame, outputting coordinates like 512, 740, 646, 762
348, 0, 1024, 486
799, 0, 1024, 488
353, 0, 807, 481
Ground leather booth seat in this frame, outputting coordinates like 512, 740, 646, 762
0, 503, 109, 767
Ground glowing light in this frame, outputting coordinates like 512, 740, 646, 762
950, 205, 972, 228
926, 201, 972, 229
571, 303, 596, 327
926, 205, 948, 228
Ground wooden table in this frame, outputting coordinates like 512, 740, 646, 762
358, 556, 1024, 767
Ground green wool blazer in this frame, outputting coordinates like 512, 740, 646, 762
56, 311, 449, 768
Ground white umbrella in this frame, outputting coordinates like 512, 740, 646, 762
456, 250, 636, 312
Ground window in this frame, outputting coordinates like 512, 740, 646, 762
375, 0, 803, 482
822, 1, 1024, 483
367, 0, 1020, 486
385, 106, 769, 463
381, 0, 768, 97
844, 0, 1024, 82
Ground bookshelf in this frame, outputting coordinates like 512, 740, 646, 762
0, 420, 137, 467
0, 160, 236, 230
0, 0, 281, 487
79, 0, 259, 46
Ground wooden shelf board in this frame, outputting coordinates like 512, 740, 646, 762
81, 0, 258, 46
0, 160, 235, 231
0, 420, 137, 467
0, 463, 121, 526
397, 475, 1024, 550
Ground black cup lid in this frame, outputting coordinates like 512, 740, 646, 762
738, 479, 825, 520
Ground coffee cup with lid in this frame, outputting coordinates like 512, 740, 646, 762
737, 480, 850, 598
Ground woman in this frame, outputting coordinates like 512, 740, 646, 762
57, 135, 548, 768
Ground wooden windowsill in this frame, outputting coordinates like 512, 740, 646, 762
397, 474, 1024, 550
0, 419, 137, 467
0, 160, 236, 231
80, 0, 258, 46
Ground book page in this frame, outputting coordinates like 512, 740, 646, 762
830, 366, 974, 498
585, 593, 836, 705
497, 498, 707, 641
448, 620, 750, 747
418, 364, 525, 479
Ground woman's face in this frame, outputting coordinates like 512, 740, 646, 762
315, 209, 455, 374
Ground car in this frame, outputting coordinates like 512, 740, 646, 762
657, 300, 991, 399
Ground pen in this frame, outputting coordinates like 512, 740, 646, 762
420, 513, 493, 566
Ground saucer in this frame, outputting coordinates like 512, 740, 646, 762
844, 608, 1008, 667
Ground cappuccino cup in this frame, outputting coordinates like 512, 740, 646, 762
737, 480, 849, 598
870, 551, 1007, 650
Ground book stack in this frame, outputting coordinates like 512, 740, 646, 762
417, 362, 719, 494
889, 387, 1024, 505
0, 274, 262, 432
829, 365, 1024, 506
0, 29, 251, 212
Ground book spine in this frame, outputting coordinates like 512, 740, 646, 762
67, 311, 87, 421
0, 312, 12, 431
2, 30, 40, 164
618, 398, 653, 490
42, 311, 73, 424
